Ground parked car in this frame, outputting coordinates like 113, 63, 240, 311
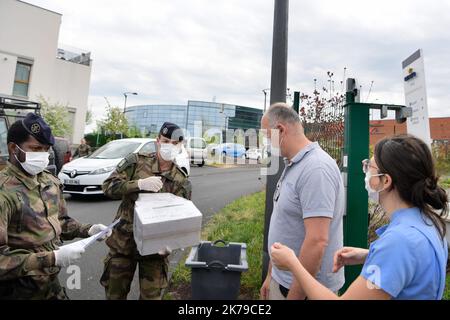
185, 137, 207, 167
245, 147, 267, 163
211, 143, 246, 158
58, 138, 190, 196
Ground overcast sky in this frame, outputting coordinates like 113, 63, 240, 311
26, 0, 450, 131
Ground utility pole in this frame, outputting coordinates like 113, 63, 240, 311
123, 92, 138, 114
293, 91, 300, 113
263, 88, 270, 112
262, 0, 289, 282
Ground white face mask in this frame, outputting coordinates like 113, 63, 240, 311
364, 171, 385, 203
15, 145, 50, 176
159, 143, 181, 162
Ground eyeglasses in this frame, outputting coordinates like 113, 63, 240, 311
362, 159, 382, 174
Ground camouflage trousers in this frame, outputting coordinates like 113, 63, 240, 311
100, 249, 169, 300
0, 275, 68, 300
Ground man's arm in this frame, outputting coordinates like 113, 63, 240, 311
0, 195, 55, 280
288, 166, 340, 300
181, 179, 192, 200
102, 154, 140, 199
260, 260, 273, 299
287, 217, 331, 300
58, 186, 92, 240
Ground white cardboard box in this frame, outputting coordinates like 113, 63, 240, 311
134, 193, 202, 256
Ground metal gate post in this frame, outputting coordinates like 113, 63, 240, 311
341, 78, 411, 291
342, 83, 370, 290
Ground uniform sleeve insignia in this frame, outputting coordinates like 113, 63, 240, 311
117, 153, 138, 173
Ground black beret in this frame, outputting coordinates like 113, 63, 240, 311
159, 122, 184, 142
21, 113, 55, 146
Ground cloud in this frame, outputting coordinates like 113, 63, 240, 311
26, 0, 450, 132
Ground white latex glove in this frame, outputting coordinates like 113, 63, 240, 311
88, 224, 112, 241
138, 176, 163, 192
158, 246, 172, 256
54, 241, 85, 267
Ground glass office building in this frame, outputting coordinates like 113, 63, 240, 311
125, 104, 187, 136
125, 101, 263, 138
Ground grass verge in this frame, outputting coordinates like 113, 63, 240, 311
167, 191, 265, 300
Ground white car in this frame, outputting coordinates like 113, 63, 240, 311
58, 138, 190, 195
245, 147, 268, 163
184, 137, 207, 167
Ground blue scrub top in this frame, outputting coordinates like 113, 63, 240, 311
361, 207, 448, 300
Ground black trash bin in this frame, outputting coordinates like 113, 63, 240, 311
185, 240, 248, 300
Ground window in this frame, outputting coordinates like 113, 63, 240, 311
140, 142, 156, 154
88, 141, 141, 159
190, 138, 206, 149
13, 62, 32, 97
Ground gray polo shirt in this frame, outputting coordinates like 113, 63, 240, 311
268, 142, 345, 292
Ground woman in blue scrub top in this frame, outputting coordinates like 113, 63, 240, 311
271, 134, 448, 300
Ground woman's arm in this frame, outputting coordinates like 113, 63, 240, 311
271, 243, 391, 300
333, 247, 369, 273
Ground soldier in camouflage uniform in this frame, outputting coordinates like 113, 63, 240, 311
100, 122, 192, 300
0, 114, 111, 300
73, 138, 91, 158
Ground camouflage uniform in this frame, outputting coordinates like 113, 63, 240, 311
0, 162, 92, 300
74, 144, 91, 158
100, 152, 192, 300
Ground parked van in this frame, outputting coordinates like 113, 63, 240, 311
0, 95, 59, 175
185, 137, 207, 167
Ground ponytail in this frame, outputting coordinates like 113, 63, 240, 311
375, 135, 448, 239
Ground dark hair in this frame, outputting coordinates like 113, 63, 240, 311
7, 120, 31, 146
374, 134, 448, 239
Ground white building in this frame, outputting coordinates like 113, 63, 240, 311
0, 0, 92, 144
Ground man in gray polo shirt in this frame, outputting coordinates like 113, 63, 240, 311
260, 103, 345, 300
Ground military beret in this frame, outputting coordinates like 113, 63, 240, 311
159, 122, 184, 142
21, 113, 55, 146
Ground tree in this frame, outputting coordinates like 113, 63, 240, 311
38, 95, 72, 138
127, 125, 143, 138
297, 71, 346, 166
98, 105, 129, 140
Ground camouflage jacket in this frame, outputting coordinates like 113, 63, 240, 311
0, 162, 92, 280
74, 144, 91, 158
102, 152, 192, 254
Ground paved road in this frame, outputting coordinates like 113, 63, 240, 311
59, 165, 266, 300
